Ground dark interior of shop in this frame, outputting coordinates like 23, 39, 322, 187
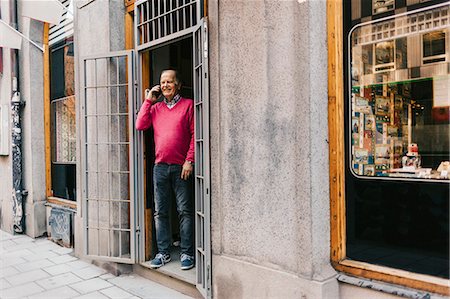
143, 36, 196, 283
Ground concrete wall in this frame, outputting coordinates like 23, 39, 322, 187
208, 0, 336, 298
0, 1, 46, 238
17, 3, 47, 238
0, 0, 14, 233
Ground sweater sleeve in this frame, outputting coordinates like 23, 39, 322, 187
135, 100, 153, 131
186, 101, 195, 162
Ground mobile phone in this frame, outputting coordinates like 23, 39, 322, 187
145, 88, 162, 99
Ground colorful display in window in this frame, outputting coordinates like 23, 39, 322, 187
350, 5, 450, 180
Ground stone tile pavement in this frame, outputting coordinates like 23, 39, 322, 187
0, 230, 193, 299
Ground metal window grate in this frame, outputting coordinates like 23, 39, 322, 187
353, 4, 449, 46
193, 20, 210, 298
82, 52, 136, 263
135, 0, 200, 48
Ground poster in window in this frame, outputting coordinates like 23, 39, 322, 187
375, 97, 390, 116
354, 148, 369, 164
375, 144, 391, 165
373, 0, 394, 14
375, 41, 395, 65
363, 165, 375, 176
355, 97, 373, 114
364, 115, 376, 131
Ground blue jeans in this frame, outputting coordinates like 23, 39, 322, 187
153, 163, 194, 256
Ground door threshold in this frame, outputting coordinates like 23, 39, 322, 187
140, 258, 196, 285
134, 263, 201, 299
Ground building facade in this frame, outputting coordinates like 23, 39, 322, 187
0, 0, 448, 298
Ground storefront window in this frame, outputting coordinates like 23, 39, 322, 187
50, 40, 76, 200
349, 5, 450, 181
345, 1, 449, 280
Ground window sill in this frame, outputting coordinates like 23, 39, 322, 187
333, 259, 450, 296
337, 273, 433, 299
47, 196, 77, 210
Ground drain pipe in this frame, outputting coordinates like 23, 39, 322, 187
11, 0, 27, 234
11, 78, 27, 233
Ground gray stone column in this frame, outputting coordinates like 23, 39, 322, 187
208, 0, 337, 297
16, 8, 47, 238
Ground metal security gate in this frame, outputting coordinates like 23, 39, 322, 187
81, 51, 138, 263
193, 19, 211, 298
135, 0, 201, 50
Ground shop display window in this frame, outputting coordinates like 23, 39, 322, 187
50, 39, 76, 200
341, 0, 450, 288
349, 7, 450, 181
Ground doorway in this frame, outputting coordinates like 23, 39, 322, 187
140, 36, 196, 284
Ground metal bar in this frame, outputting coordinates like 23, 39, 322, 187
82, 50, 134, 61
146, 2, 150, 43
82, 198, 131, 203
95, 58, 100, 256
136, 27, 196, 51
127, 50, 136, 262
107, 58, 112, 257
84, 170, 130, 174
117, 55, 122, 259
85, 142, 130, 145
85, 113, 129, 117
83, 59, 89, 255
162, 0, 166, 36
50, 95, 76, 104
84, 83, 129, 88
168, 0, 172, 34
85, 227, 132, 232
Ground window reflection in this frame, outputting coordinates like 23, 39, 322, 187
350, 6, 450, 181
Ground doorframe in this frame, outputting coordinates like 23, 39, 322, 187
125, 6, 212, 298
134, 31, 198, 265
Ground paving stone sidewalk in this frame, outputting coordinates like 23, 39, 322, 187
0, 230, 193, 299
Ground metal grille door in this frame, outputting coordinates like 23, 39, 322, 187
193, 19, 211, 298
135, 0, 201, 49
82, 51, 137, 263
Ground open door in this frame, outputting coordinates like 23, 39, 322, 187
193, 19, 211, 298
81, 50, 138, 264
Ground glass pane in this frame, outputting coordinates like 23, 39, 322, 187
51, 96, 76, 163
349, 11, 450, 181
346, 1, 450, 280
51, 164, 76, 200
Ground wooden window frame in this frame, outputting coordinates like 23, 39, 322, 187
327, 0, 450, 296
43, 24, 77, 205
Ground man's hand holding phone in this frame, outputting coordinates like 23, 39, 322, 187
145, 85, 162, 104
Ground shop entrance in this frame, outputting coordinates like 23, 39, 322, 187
140, 36, 196, 283
81, 0, 211, 296
136, 19, 211, 298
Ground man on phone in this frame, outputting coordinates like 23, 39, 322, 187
136, 69, 195, 270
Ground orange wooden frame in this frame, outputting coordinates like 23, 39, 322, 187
327, 0, 449, 296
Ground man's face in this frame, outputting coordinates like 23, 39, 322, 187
160, 71, 179, 101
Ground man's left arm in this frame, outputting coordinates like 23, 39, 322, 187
181, 102, 195, 180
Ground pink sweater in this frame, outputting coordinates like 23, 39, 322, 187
136, 97, 194, 165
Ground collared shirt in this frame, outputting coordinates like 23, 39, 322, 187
164, 94, 181, 109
